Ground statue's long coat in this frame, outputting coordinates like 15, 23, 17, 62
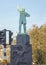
19, 12, 30, 25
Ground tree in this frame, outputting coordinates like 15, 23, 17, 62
28, 24, 46, 64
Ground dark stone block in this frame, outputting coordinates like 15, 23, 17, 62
16, 34, 30, 45
10, 44, 32, 65
10, 34, 32, 65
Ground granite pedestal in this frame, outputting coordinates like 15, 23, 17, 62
16, 34, 30, 45
10, 34, 32, 65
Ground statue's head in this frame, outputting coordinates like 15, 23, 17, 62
22, 8, 25, 12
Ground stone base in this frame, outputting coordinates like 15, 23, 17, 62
10, 44, 32, 65
16, 34, 30, 45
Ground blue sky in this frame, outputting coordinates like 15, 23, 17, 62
0, 0, 46, 33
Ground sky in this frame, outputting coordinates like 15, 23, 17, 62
0, 0, 46, 34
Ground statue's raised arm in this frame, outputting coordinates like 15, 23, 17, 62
17, 6, 22, 12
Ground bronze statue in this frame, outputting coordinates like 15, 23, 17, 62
17, 6, 30, 34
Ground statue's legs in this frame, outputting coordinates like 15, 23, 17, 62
23, 23, 26, 33
19, 23, 21, 34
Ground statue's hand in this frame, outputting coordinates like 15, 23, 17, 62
17, 5, 22, 12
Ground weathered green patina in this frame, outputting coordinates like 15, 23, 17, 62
17, 7, 30, 34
